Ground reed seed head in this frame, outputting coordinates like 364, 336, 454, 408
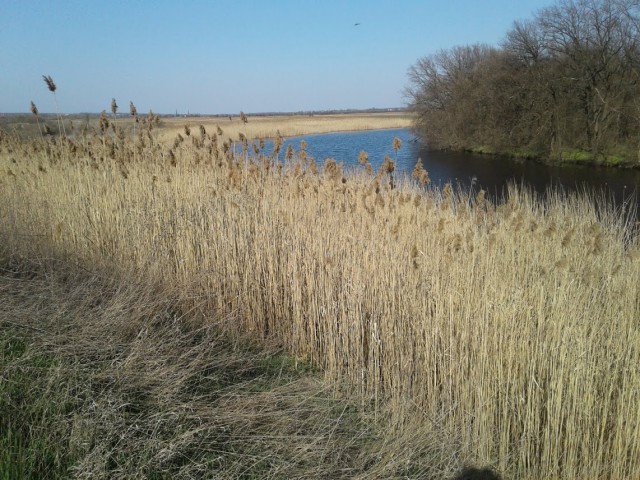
273, 132, 284, 156
111, 98, 118, 115
285, 144, 294, 161
30, 101, 39, 117
129, 101, 137, 117
324, 158, 342, 180
380, 155, 395, 175
43, 75, 57, 93
99, 111, 109, 133
412, 159, 430, 185
392, 137, 402, 152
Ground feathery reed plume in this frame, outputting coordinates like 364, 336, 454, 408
324, 158, 342, 181
358, 150, 369, 165
99, 111, 109, 134
129, 101, 137, 118
30, 101, 44, 141
380, 155, 395, 189
147, 110, 158, 132
273, 131, 284, 160
382, 156, 395, 174
43, 74, 56, 93
129, 101, 138, 144
110, 98, 119, 139
309, 158, 318, 175
240, 111, 248, 124
42, 74, 66, 137
238, 132, 249, 158
392, 137, 402, 153
392, 136, 402, 165
285, 144, 294, 162
412, 158, 430, 186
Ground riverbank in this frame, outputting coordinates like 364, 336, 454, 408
466, 145, 640, 169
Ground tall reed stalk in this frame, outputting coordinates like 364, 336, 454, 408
42, 75, 66, 137
30, 101, 44, 141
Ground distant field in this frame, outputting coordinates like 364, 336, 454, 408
158, 112, 414, 142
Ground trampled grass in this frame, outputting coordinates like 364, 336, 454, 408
1, 261, 464, 479
1, 120, 638, 479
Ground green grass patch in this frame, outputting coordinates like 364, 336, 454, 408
469, 145, 497, 155
599, 152, 635, 166
258, 353, 319, 377
559, 149, 595, 163
0, 331, 78, 480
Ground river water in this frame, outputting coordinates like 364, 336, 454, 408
247, 128, 640, 215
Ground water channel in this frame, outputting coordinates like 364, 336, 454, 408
246, 128, 640, 216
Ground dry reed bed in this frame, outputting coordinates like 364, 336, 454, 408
1, 128, 639, 479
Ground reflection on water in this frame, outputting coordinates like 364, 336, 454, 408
247, 128, 640, 214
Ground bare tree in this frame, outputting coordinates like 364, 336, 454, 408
407, 0, 640, 161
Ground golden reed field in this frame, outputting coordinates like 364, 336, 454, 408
1, 113, 639, 479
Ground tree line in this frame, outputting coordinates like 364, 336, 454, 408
406, 0, 640, 165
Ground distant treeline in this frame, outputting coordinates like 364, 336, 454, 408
407, 0, 640, 166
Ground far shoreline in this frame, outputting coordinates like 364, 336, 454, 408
157, 112, 414, 143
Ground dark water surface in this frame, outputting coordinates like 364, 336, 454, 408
254, 128, 640, 215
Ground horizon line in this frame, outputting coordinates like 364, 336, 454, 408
1, 107, 410, 117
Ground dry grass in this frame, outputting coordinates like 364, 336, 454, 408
1, 123, 639, 479
0, 259, 462, 479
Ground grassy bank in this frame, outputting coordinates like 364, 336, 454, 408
1, 123, 639, 478
466, 145, 640, 168
0, 259, 463, 479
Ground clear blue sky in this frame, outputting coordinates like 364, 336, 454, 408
1, 0, 553, 114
